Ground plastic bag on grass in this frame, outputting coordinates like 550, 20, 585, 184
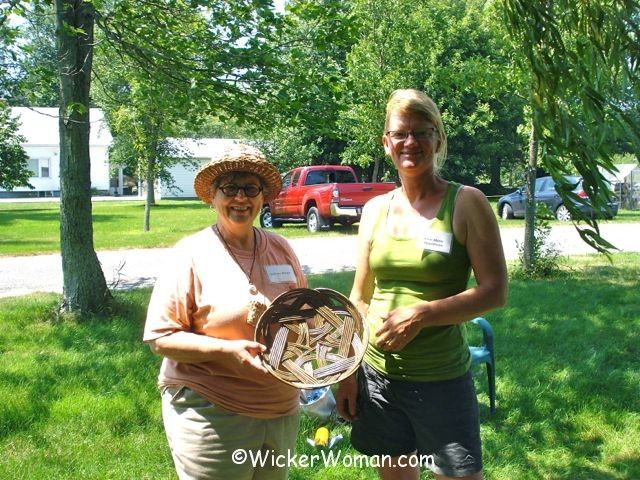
299, 386, 336, 420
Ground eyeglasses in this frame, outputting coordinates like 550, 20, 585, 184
385, 128, 438, 141
219, 183, 263, 198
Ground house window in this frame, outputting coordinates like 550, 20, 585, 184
40, 159, 50, 178
27, 159, 38, 177
27, 158, 51, 178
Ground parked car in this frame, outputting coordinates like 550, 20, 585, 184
497, 175, 619, 221
260, 165, 396, 232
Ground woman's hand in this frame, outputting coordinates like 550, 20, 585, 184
375, 306, 424, 352
336, 373, 358, 422
220, 339, 269, 375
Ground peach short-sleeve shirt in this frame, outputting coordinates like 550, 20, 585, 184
144, 226, 307, 419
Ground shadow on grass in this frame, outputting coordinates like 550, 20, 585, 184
0, 209, 60, 225
481, 263, 640, 479
308, 265, 640, 478
1, 261, 638, 479
0, 290, 159, 440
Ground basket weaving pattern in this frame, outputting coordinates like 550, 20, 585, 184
254, 288, 368, 388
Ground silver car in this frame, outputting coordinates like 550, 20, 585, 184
497, 176, 619, 221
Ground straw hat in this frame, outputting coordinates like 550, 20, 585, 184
193, 144, 282, 204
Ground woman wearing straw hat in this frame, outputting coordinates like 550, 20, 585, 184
144, 144, 306, 480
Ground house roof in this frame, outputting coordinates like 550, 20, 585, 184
601, 163, 640, 184
11, 107, 112, 147
11, 107, 245, 160
167, 138, 239, 158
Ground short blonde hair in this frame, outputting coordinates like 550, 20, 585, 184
385, 89, 448, 172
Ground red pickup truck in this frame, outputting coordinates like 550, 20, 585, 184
260, 165, 396, 233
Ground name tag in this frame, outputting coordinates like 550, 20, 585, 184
265, 264, 296, 283
419, 230, 453, 255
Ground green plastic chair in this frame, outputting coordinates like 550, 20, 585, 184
469, 317, 496, 413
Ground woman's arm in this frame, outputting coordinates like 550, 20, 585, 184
349, 195, 384, 316
337, 196, 385, 421
149, 332, 269, 375
144, 240, 269, 376
375, 187, 507, 351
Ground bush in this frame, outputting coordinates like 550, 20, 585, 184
512, 210, 563, 279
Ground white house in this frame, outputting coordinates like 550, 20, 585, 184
1, 107, 112, 198
159, 138, 238, 198
3, 107, 237, 200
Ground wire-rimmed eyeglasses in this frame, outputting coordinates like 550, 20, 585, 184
385, 127, 437, 141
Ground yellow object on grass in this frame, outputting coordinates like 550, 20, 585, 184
314, 427, 329, 447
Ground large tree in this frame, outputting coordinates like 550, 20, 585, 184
9, 4, 59, 106
55, 0, 109, 314
0, 3, 22, 101
94, 47, 196, 232
502, 0, 640, 259
337, 0, 403, 182
3, 0, 285, 314
94, 0, 285, 231
252, 0, 358, 171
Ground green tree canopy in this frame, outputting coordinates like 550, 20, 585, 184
251, 0, 358, 170
2, 0, 288, 315
8, 4, 59, 106
339, 0, 525, 186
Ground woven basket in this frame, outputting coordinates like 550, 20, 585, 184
254, 288, 368, 388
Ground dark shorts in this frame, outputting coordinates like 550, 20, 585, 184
350, 363, 482, 477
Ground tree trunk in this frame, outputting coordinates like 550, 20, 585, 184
143, 156, 156, 232
489, 157, 502, 190
371, 155, 381, 183
143, 169, 153, 232
56, 0, 109, 314
523, 121, 538, 273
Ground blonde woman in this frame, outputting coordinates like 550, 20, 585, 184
337, 90, 507, 480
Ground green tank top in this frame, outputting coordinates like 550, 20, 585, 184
365, 182, 472, 381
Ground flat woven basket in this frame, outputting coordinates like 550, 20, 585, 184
254, 288, 368, 389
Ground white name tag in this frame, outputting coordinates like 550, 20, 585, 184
265, 264, 296, 283
419, 230, 453, 255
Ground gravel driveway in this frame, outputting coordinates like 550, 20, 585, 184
1, 223, 638, 298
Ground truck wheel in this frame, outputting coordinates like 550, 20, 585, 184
260, 207, 281, 228
307, 207, 328, 233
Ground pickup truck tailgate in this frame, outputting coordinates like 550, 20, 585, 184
335, 183, 395, 207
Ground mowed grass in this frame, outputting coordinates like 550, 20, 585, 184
488, 198, 640, 228
2, 198, 639, 256
0, 200, 358, 256
1, 254, 639, 479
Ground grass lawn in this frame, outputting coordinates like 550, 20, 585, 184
1, 199, 639, 256
1, 254, 639, 479
0, 199, 358, 256
488, 198, 640, 228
